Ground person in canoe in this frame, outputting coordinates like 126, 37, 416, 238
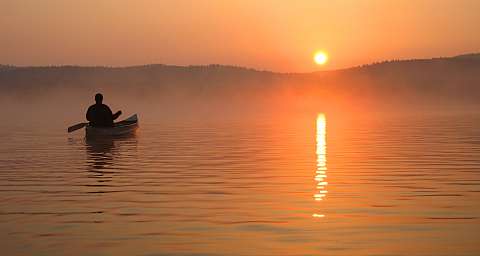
86, 93, 122, 127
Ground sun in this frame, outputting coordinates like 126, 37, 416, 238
314, 51, 328, 65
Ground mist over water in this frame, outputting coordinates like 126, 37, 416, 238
2, 56, 480, 127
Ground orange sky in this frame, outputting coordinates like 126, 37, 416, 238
0, 0, 479, 72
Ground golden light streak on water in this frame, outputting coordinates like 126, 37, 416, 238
313, 113, 327, 217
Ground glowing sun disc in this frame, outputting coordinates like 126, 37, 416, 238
314, 52, 328, 65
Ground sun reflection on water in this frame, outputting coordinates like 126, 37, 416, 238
314, 113, 327, 218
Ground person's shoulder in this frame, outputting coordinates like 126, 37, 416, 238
100, 104, 113, 111
87, 104, 97, 110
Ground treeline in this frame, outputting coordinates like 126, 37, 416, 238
0, 54, 479, 109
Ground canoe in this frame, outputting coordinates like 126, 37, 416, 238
86, 114, 138, 137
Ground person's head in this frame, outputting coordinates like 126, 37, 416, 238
95, 93, 103, 104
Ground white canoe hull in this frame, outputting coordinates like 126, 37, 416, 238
86, 114, 138, 137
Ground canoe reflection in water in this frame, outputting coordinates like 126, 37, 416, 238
85, 134, 138, 175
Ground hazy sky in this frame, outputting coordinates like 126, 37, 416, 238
1, 0, 479, 72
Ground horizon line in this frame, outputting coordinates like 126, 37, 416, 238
1, 52, 478, 75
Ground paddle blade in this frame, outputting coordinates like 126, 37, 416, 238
68, 123, 87, 133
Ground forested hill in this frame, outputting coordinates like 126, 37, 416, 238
1, 54, 479, 109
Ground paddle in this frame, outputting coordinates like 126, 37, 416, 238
67, 122, 88, 133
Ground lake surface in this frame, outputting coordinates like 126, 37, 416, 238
1, 112, 480, 255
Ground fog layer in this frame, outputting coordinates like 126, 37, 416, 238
1, 54, 479, 126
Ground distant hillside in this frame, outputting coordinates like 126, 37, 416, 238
1, 54, 479, 112
0, 64, 16, 71
453, 53, 480, 60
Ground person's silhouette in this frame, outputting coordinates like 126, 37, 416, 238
86, 93, 122, 127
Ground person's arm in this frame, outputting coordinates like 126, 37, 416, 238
86, 106, 93, 122
112, 110, 122, 120
106, 105, 121, 120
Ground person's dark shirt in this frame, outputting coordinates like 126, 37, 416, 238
86, 103, 115, 127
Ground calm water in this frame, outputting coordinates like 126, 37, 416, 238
1, 113, 480, 255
